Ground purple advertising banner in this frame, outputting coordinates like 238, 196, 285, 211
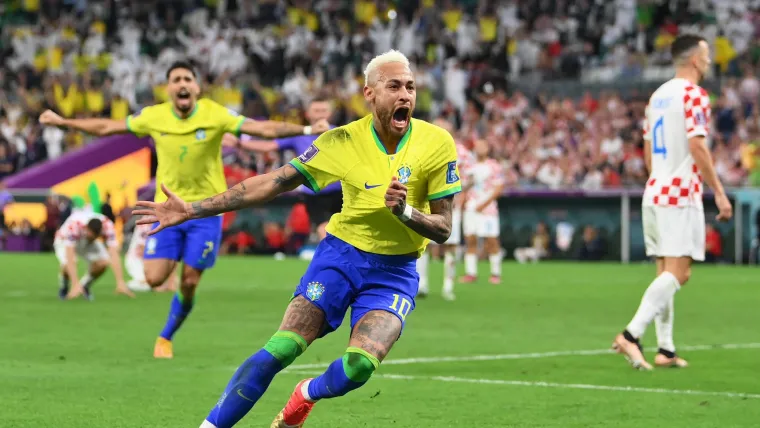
4, 135, 152, 189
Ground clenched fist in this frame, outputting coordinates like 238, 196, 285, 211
385, 176, 407, 216
310, 119, 330, 134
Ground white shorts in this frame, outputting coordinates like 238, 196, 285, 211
54, 239, 110, 267
643, 205, 705, 261
444, 208, 463, 245
125, 254, 145, 282
463, 211, 500, 238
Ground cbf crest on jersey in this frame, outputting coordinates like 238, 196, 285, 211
397, 164, 412, 184
305, 281, 325, 301
195, 129, 206, 140
146, 237, 157, 255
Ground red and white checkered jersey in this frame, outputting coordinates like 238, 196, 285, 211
642, 78, 709, 209
127, 223, 151, 257
55, 211, 117, 247
455, 142, 474, 182
464, 158, 504, 216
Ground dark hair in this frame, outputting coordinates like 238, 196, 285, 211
671, 35, 706, 62
86, 218, 103, 236
310, 95, 331, 104
166, 61, 197, 80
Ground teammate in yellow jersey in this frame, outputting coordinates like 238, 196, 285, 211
134, 50, 461, 428
39, 61, 329, 359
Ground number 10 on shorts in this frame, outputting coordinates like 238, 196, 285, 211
389, 294, 412, 321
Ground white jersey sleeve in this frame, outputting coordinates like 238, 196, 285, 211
55, 211, 117, 248
643, 78, 710, 209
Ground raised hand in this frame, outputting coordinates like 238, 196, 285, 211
39, 109, 64, 126
384, 176, 407, 216
133, 183, 192, 235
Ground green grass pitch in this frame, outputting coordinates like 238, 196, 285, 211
1, 253, 759, 427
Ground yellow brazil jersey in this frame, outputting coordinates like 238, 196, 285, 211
126, 99, 245, 203
289, 115, 462, 256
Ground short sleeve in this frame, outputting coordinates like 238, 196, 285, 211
126, 106, 155, 137
684, 86, 710, 139
61, 222, 78, 247
642, 104, 651, 141
427, 132, 462, 201
221, 106, 246, 136
288, 129, 345, 193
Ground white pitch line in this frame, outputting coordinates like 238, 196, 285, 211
286, 342, 760, 371
283, 371, 760, 400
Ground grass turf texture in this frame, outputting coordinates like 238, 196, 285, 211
1, 253, 759, 427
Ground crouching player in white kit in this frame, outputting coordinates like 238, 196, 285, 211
417, 119, 473, 300
54, 211, 133, 300
613, 35, 732, 370
125, 223, 178, 292
460, 138, 505, 285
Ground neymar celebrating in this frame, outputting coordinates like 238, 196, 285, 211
134, 50, 461, 428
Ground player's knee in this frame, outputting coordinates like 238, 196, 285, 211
145, 271, 166, 288
90, 260, 108, 275
263, 331, 308, 368
343, 348, 379, 383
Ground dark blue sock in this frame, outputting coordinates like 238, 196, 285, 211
307, 356, 367, 400
206, 349, 283, 428
159, 292, 193, 340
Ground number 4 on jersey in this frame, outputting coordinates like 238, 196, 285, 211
652, 116, 667, 158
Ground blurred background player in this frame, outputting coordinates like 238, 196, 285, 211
514, 222, 551, 264
223, 95, 341, 235
54, 211, 132, 300
417, 118, 473, 300
39, 61, 329, 359
125, 222, 178, 293
613, 35, 733, 370
460, 138, 506, 285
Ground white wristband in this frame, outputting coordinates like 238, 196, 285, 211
303, 125, 312, 135
397, 203, 413, 222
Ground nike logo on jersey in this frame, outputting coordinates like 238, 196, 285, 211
364, 182, 382, 189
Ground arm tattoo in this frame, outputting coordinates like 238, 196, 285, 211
273, 121, 307, 138
402, 196, 454, 245
189, 164, 305, 219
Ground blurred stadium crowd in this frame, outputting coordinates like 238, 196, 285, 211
2, 0, 760, 254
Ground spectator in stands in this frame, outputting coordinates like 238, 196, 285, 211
705, 223, 723, 263
263, 222, 285, 254
0, 141, 17, 179
100, 192, 115, 223
578, 225, 605, 261
285, 200, 311, 255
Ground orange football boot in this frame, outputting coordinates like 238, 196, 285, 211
153, 337, 173, 359
271, 379, 315, 428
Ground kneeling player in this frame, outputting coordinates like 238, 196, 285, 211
54, 211, 133, 300
460, 138, 505, 284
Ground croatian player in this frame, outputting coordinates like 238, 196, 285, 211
460, 138, 505, 285
417, 118, 472, 301
613, 35, 732, 370
39, 61, 329, 359
125, 222, 177, 293
54, 211, 131, 300
134, 50, 460, 428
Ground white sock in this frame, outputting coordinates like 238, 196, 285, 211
465, 253, 477, 276
626, 272, 681, 338
655, 296, 676, 353
301, 379, 316, 402
443, 250, 456, 293
199, 420, 217, 428
417, 252, 429, 294
489, 252, 502, 276
80, 273, 93, 288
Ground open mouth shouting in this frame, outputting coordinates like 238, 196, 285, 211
176, 89, 192, 109
391, 106, 411, 131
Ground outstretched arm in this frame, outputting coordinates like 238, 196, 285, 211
134, 164, 307, 233
239, 118, 328, 139
39, 110, 127, 136
188, 164, 305, 218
